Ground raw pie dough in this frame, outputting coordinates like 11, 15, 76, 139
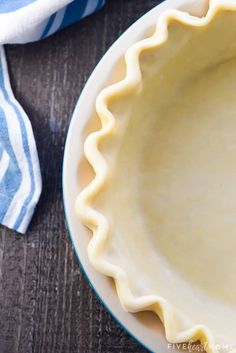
77, 1, 236, 352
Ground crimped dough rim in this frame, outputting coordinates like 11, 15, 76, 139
76, 1, 236, 352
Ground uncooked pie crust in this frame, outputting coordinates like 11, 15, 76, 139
76, 1, 236, 352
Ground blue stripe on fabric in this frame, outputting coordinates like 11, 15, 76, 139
40, 13, 57, 39
10, 105, 35, 230
0, 57, 35, 230
60, 0, 90, 29
0, 106, 22, 222
0, 157, 20, 198
0, 0, 35, 13
41, 0, 105, 40
0, 194, 13, 221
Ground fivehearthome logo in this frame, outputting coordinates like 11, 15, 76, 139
167, 341, 235, 352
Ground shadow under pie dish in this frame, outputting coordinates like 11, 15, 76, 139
76, 1, 236, 351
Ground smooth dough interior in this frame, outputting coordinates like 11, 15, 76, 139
94, 8, 236, 345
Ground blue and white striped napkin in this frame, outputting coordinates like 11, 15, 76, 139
0, 0, 105, 233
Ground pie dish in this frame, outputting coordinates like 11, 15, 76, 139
76, 1, 236, 352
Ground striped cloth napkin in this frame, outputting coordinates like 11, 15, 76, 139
0, 0, 105, 234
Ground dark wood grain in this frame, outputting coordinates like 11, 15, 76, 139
0, 1, 162, 352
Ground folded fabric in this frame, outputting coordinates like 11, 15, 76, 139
0, 0, 105, 233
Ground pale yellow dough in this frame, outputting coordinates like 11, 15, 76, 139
78, 2, 236, 351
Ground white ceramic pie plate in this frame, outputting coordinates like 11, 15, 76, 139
62, 0, 211, 351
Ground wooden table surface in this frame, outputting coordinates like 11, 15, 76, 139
0, 1, 162, 352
